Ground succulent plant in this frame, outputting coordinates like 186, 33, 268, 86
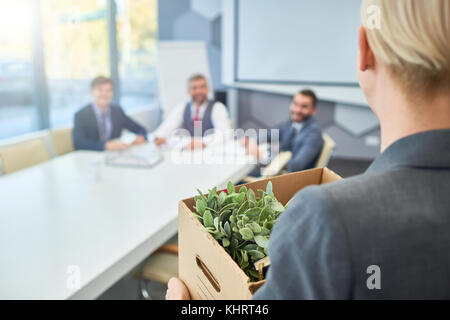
193, 181, 286, 282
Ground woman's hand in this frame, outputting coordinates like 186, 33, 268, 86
165, 277, 191, 300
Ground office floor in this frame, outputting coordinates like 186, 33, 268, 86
96, 157, 373, 300
97, 233, 179, 300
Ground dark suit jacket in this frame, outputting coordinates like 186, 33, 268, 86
254, 129, 450, 299
73, 104, 147, 151
268, 117, 323, 172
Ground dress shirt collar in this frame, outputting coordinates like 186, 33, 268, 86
292, 122, 303, 132
190, 100, 209, 112
92, 103, 110, 118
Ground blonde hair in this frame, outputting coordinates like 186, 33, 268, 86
361, 0, 450, 97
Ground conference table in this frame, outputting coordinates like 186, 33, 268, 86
0, 142, 256, 299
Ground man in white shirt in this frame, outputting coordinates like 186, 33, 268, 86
153, 74, 231, 150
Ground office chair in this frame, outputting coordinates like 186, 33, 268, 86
0, 139, 51, 175
314, 133, 336, 168
240, 133, 336, 183
135, 236, 179, 299
50, 127, 74, 156
241, 150, 293, 183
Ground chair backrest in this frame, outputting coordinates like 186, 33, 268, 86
314, 133, 336, 168
0, 139, 51, 174
50, 128, 74, 156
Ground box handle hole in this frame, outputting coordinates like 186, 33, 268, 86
195, 255, 221, 293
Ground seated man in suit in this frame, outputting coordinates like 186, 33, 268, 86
153, 73, 231, 150
243, 89, 324, 174
73, 76, 148, 151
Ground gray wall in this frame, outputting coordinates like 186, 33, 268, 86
157, 1, 381, 161
158, 0, 223, 90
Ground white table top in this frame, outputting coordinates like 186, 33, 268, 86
0, 143, 255, 299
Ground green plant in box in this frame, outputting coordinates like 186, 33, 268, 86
193, 181, 286, 282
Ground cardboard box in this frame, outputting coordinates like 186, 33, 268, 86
178, 167, 342, 300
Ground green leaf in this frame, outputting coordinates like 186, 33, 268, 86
248, 250, 265, 260
203, 210, 213, 228
222, 238, 230, 247
266, 181, 273, 195
246, 268, 260, 280
263, 195, 272, 206
244, 207, 261, 217
257, 189, 265, 199
247, 189, 256, 202
214, 216, 219, 230
197, 189, 208, 203
219, 202, 239, 214
239, 227, 254, 241
195, 199, 206, 215
242, 250, 249, 262
218, 191, 226, 207
254, 235, 270, 249
235, 192, 246, 204
270, 201, 285, 212
207, 187, 217, 202
247, 222, 262, 234
209, 199, 217, 210
227, 181, 235, 194
259, 227, 270, 236
263, 220, 274, 230
213, 232, 223, 240
205, 227, 216, 234
243, 244, 258, 251
224, 221, 231, 236
236, 200, 249, 216
259, 205, 270, 223
239, 186, 248, 193
219, 210, 232, 223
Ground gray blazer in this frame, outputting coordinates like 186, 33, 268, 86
254, 129, 450, 299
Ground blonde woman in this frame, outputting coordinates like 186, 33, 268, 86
167, 0, 450, 299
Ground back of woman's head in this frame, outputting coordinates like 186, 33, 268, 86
361, 0, 450, 98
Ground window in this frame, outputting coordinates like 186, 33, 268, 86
0, 0, 39, 139
0, 0, 157, 139
41, 0, 111, 128
116, 0, 157, 112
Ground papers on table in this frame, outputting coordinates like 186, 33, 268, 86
105, 145, 162, 168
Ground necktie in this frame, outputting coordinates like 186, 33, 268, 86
193, 107, 201, 128
100, 112, 107, 141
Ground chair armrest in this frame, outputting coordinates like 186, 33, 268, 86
155, 244, 179, 255
261, 151, 292, 177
